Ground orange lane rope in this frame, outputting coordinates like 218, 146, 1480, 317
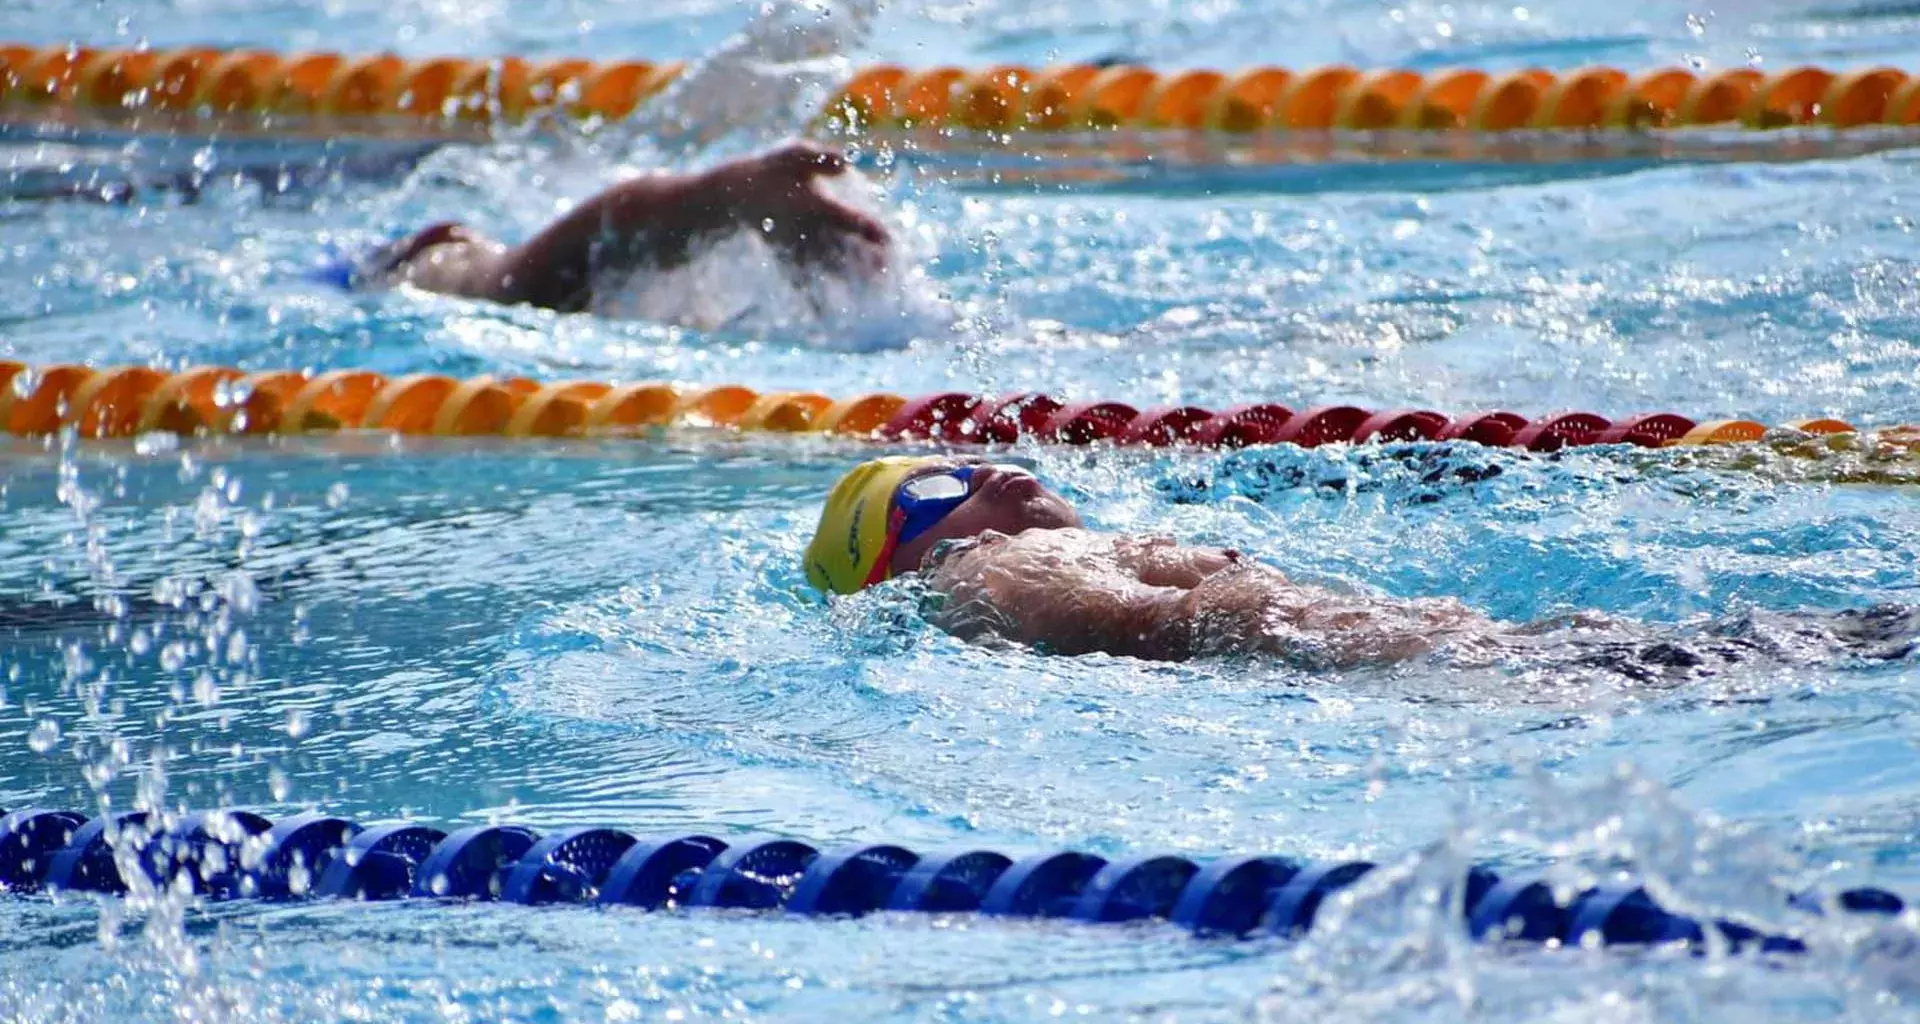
4, 45, 1919, 136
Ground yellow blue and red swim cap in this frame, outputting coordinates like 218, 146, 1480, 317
804, 456, 944, 594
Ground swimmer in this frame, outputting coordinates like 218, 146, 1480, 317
355, 141, 888, 313
803, 456, 1920, 670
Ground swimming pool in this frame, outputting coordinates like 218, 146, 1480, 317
6, 0, 1920, 1019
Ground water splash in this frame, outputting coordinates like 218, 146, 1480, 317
615, 0, 884, 161
588, 167, 957, 348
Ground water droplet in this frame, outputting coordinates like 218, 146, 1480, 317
286, 709, 310, 739
159, 642, 189, 671
27, 719, 60, 753
324, 483, 350, 509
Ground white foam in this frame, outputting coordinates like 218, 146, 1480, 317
587, 164, 957, 351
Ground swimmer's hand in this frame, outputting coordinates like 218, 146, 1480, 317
706, 141, 890, 274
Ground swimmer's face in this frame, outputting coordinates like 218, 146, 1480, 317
888, 460, 1082, 576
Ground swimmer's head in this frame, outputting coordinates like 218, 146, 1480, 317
350, 222, 476, 289
804, 456, 1081, 594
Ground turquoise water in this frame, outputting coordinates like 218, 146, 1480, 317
6, 0, 1920, 1020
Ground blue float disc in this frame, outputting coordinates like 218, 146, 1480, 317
313, 823, 449, 900
596, 835, 729, 909
1840, 887, 1905, 915
1262, 860, 1375, 936
245, 814, 364, 900
500, 828, 639, 905
1071, 855, 1201, 924
44, 812, 154, 894
685, 838, 819, 910
885, 850, 1014, 913
1713, 917, 1807, 954
979, 851, 1109, 918
0, 810, 87, 892
145, 810, 274, 896
1564, 885, 1704, 947
1787, 885, 1907, 917
785, 844, 921, 917
411, 825, 540, 900
1168, 855, 1299, 936
1466, 875, 1565, 942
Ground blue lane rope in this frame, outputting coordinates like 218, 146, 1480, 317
0, 807, 1902, 952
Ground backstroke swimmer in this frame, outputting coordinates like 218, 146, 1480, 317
804, 456, 1919, 672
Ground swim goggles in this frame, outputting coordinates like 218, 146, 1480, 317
863, 462, 1033, 587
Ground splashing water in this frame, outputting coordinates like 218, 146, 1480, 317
588, 167, 959, 347
617, 0, 885, 159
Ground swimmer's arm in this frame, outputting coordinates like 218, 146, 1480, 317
927, 544, 1193, 660
1109, 536, 1252, 589
488, 142, 888, 312
485, 171, 741, 311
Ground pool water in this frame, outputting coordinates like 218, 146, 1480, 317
6, 0, 1920, 1020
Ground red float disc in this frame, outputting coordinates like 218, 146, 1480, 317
1509, 412, 1611, 451
963, 393, 1063, 443
1120, 406, 1216, 446
1045, 402, 1140, 445
1272, 405, 1371, 447
1594, 412, 1696, 447
1351, 409, 1450, 444
1193, 404, 1296, 448
1437, 410, 1527, 445
877, 392, 984, 441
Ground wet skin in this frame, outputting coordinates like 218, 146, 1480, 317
373, 141, 889, 313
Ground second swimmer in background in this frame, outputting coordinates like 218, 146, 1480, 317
803, 456, 1919, 672
353, 141, 888, 313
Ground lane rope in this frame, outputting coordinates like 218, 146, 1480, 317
0, 806, 1898, 951
5, 45, 1920, 136
1, 361, 1911, 460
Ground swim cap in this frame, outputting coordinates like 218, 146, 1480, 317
805, 456, 944, 594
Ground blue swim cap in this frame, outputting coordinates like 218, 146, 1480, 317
302, 230, 413, 292
304, 252, 362, 291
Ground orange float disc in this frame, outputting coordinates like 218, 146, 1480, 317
362, 374, 460, 434
813, 393, 907, 436
739, 392, 833, 432
673, 385, 759, 428
955, 65, 1033, 130
505, 381, 613, 438
1278, 66, 1362, 129
68, 366, 170, 438
1205, 67, 1293, 132
585, 382, 680, 432
1670, 419, 1767, 445
280, 370, 386, 431
137, 366, 247, 435
5, 365, 96, 435
897, 67, 968, 127
1022, 65, 1100, 130
431, 376, 524, 436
